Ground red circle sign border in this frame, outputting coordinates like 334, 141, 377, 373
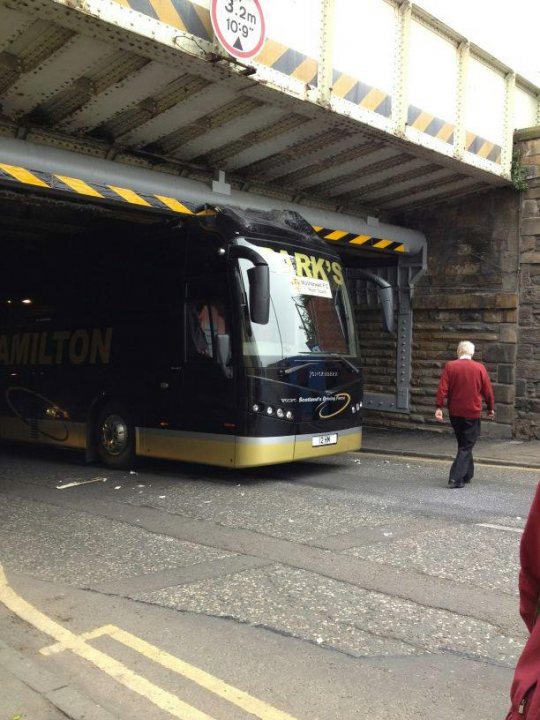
210, 0, 266, 60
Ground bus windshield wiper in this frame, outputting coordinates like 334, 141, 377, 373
328, 355, 360, 374
282, 361, 321, 375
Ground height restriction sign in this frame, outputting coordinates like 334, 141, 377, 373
210, 0, 266, 60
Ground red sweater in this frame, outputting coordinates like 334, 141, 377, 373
435, 358, 494, 418
506, 483, 540, 719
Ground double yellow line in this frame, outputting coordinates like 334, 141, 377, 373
0, 562, 298, 720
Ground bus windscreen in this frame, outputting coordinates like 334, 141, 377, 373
236, 238, 358, 366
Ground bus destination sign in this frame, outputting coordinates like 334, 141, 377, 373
210, 0, 266, 60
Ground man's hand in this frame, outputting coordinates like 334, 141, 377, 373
487, 409, 495, 421
434, 408, 443, 422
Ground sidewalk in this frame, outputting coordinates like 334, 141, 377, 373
0, 640, 118, 720
362, 426, 540, 469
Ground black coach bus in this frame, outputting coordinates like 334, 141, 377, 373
0, 207, 362, 468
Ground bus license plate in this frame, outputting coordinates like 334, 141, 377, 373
312, 433, 338, 447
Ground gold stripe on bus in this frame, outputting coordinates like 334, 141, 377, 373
138, 428, 235, 467
154, 195, 194, 214
55, 175, 104, 198
0, 163, 50, 188
293, 429, 361, 462
373, 239, 393, 249
235, 439, 294, 468
108, 186, 152, 206
0, 416, 86, 449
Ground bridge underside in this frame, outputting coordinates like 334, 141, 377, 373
0, 0, 511, 221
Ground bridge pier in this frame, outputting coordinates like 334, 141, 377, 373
515, 128, 540, 439
360, 130, 540, 440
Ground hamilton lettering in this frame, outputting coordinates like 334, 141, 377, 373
0, 328, 112, 366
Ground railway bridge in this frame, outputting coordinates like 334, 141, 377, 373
0, 0, 538, 437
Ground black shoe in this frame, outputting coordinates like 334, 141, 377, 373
448, 480, 464, 489
463, 477, 472, 484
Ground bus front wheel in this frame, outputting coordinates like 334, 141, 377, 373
95, 403, 135, 469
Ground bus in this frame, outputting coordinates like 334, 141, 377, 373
0, 206, 363, 468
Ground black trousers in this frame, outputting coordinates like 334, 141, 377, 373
449, 416, 481, 483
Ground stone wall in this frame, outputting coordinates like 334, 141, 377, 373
361, 186, 521, 438
515, 128, 540, 439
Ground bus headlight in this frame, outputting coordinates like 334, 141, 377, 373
266, 406, 274, 415
252, 403, 260, 413
276, 408, 284, 418
356, 403, 362, 411
285, 410, 294, 420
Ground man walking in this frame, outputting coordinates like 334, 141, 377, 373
435, 340, 495, 488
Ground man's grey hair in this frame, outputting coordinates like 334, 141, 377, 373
457, 340, 475, 357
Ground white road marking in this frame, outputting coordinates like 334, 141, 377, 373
475, 523, 523, 533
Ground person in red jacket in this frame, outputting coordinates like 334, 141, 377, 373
506, 483, 540, 718
434, 340, 495, 488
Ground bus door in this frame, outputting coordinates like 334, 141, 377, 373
144, 268, 236, 466
181, 274, 236, 436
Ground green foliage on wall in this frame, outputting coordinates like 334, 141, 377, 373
511, 147, 528, 191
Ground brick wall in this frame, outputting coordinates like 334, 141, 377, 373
361, 187, 521, 438
515, 129, 540, 439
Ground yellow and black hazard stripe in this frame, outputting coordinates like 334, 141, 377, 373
407, 107, 501, 162
255, 39, 318, 85
407, 105, 454, 144
112, 0, 212, 41
111, 0, 392, 115
0, 161, 405, 254
0, 162, 199, 215
332, 72, 391, 118
256, 43, 391, 118
111, 0, 499, 163
465, 132, 501, 164
313, 226, 405, 254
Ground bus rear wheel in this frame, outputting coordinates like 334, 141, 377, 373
95, 403, 135, 469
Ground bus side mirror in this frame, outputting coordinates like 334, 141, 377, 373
377, 285, 394, 334
247, 265, 270, 325
353, 269, 394, 333
229, 245, 270, 325
216, 333, 232, 378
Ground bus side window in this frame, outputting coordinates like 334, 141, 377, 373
186, 301, 227, 360
187, 302, 211, 357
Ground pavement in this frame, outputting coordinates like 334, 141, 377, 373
362, 425, 540, 469
0, 639, 117, 720
2, 427, 539, 720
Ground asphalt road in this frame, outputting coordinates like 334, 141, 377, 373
1, 443, 538, 720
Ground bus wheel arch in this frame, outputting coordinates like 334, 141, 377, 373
89, 397, 136, 469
